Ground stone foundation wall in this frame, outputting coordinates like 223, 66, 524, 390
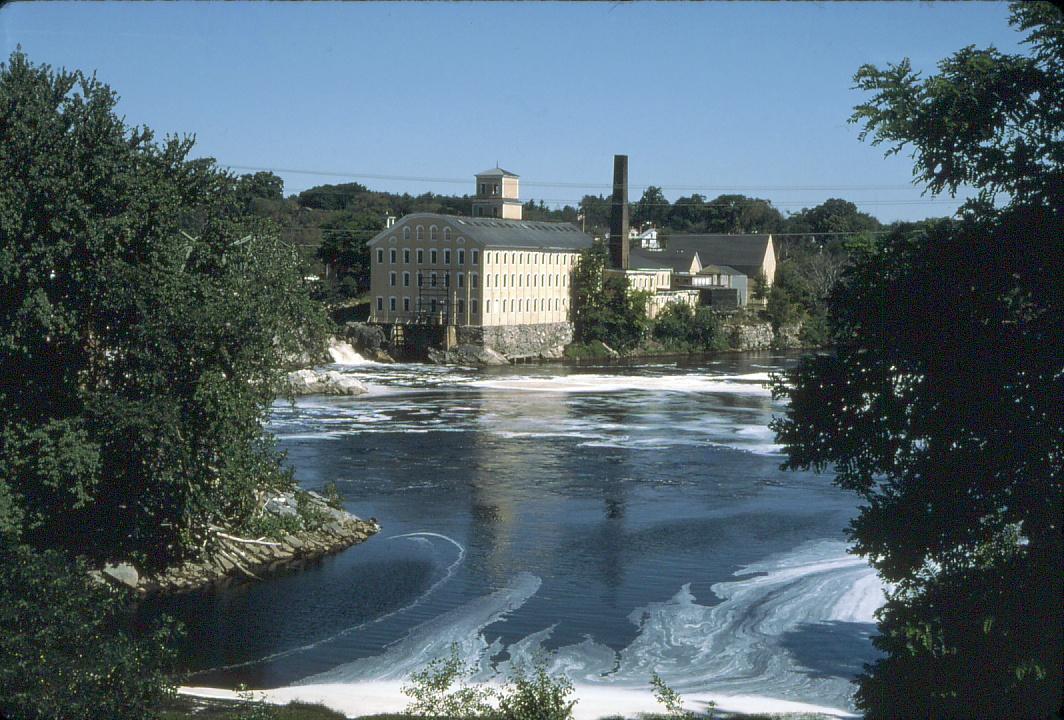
457, 322, 574, 359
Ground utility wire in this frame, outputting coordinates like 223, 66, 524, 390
225, 163, 923, 193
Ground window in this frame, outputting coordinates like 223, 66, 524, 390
444, 273, 450, 288
472, 299, 478, 314
403, 272, 410, 287
417, 272, 423, 287
403, 227, 410, 241
486, 299, 491, 313
430, 225, 438, 241
431, 249, 438, 264
444, 249, 451, 265
444, 228, 451, 242
472, 249, 479, 265
376, 248, 384, 264
430, 298, 437, 313
502, 274, 507, 287
403, 297, 410, 311
416, 226, 424, 241
389, 271, 396, 287
430, 272, 438, 288
458, 249, 465, 265
457, 299, 465, 314
502, 300, 507, 312
403, 249, 410, 263
376, 297, 383, 311
471, 272, 478, 287
518, 299, 523, 312
390, 248, 396, 264
417, 249, 424, 263
458, 273, 464, 289
518, 274, 523, 287
389, 297, 396, 311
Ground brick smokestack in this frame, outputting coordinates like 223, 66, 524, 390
609, 154, 629, 270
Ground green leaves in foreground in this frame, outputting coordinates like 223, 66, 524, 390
401, 646, 575, 720
0, 543, 178, 720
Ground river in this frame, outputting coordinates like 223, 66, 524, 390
154, 351, 884, 718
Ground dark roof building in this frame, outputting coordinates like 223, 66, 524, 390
666, 234, 777, 284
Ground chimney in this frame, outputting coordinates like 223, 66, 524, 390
609, 154, 629, 270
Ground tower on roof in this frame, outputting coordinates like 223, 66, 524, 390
472, 167, 522, 220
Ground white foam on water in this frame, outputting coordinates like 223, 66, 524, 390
184, 541, 881, 717
326, 340, 377, 366
467, 373, 773, 396
181, 682, 857, 719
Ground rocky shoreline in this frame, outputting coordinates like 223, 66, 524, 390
96, 490, 379, 598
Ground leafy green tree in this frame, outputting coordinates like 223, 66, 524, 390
701, 194, 783, 234
570, 243, 649, 352
651, 303, 724, 352
315, 211, 383, 297
0, 51, 328, 570
0, 543, 178, 720
772, 5, 1063, 717
633, 185, 669, 229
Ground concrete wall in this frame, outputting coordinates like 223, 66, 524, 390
457, 321, 574, 359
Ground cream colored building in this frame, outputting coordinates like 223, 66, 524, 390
367, 171, 593, 327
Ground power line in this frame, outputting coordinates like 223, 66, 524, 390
225, 163, 922, 194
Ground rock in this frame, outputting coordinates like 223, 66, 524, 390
428, 344, 509, 366
101, 562, 140, 589
285, 369, 368, 396
343, 322, 387, 352
283, 535, 304, 550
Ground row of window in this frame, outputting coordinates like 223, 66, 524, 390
398, 226, 454, 242
377, 296, 480, 314
485, 273, 567, 289
485, 297, 568, 314
389, 271, 480, 289
375, 247, 577, 268
378, 248, 480, 266
375, 296, 570, 315
484, 251, 575, 266
385, 270, 571, 291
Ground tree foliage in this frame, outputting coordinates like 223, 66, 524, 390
772, 5, 1063, 717
0, 543, 177, 720
570, 243, 650, 351
0, 51, 328, 569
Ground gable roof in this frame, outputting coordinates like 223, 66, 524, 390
475, 167, 519, 178
368, 213, 592, 251
666, 234, 773, 272
629, 247, 700, 274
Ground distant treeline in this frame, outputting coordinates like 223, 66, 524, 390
237, 172, 902, 301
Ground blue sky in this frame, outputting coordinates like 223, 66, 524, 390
2, 1, 1024, 222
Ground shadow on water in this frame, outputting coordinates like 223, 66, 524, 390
778, 620, 881, 680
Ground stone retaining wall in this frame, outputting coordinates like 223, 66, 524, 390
457, 322, 574, 359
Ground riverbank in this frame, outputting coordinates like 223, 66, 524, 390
96, 489, 379, 598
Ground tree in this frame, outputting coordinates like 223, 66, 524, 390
0, 543, 178, 720
632, 185, 669, 229
570, 243, 649, 351
772, 5, 1063, 717
316, 211, 384, 297
0, 51, 329, 570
